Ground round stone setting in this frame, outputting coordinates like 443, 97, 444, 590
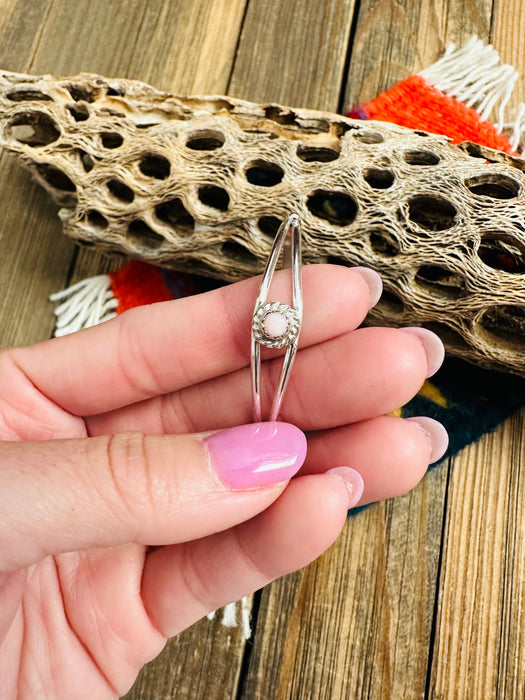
262, 311, 289, 339
252, 302, 300, 348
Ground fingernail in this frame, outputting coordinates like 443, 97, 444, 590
405, 416, 449, 463
204, 422, 307, 490
353, 267, 383, 307
325, 466, 364, 508
398, 327, 445, 377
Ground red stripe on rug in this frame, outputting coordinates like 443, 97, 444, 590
360, 74, 515, 153
109, 260, 173, 313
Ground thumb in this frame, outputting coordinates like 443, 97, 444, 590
0, 422, 306, 571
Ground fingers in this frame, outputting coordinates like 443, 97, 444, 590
0, 422, 306, 571
7, 265, 375, 416
140, 415, 449, 637
303, 415, 449, 504
88, 325, 439, 437
141, 473, 352, 637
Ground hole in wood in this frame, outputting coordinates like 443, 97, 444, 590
128, 220, 165, 249
66, 103, 89, 121
364, 168, 395, 189
67, 84, 95, 103
415, 265, 466, 299
186, 130, 225, 150
479, 305, 525, 350
352, 130, 384, 144
100, 107, 126, 118
139, 153, 171, 179
155, 197, 194, 231
369, 229, 399, 256
404, 150, 440, 166
107, 179, 135, 203
107, 84, 126, 96
264, 106, 298, 126
307, 190, 358, 225
87, 210, 108, 229
466, 174, 520, 199
222, 240, 258, 265
198, 185, 230, 211
101, 132, 124, 148
407, 195, 457, 230
78, 150, 94, 172
36, 163, 76, 191
478, 233, 525, 273
258, 216, 281, 237
422, 322, 469, 351
9, 111, 60, 146
326, 256, 351, 266
458, 142, 499, 162
296, 145, 339, 162
378, 289, 404, 314
136, 122, 160, 129
6, 88, 52, 101
245, 160, 284, 187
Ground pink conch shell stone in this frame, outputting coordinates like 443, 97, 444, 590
262, 311, 288, 339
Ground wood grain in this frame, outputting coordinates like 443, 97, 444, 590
491, 0, 525, 118
229, 0, 357, 111
343, 0, 492, 108
244, 467, 448, 700
125, 609, 253, 700
428, 410, 525, 699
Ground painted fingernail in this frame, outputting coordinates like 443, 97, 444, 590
353, 267, 383, 307
204, 422, 307, 490
325, 466, 364, 508
405, 416, 449, 463
398, 327, 445, 377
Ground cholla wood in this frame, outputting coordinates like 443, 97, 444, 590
1, 70, 525, 375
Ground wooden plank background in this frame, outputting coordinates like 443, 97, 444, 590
0, 1, 524, 698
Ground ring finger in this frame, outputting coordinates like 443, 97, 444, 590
303, 414, 449, 504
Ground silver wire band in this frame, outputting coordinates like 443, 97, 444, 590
251, 214, 303, 421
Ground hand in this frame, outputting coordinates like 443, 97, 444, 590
0, 265, 447, 699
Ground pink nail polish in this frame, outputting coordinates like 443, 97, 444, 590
204, 422, 307, 490
326, 466, 364, 508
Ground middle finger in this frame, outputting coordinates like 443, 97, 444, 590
86, 326, 435, 436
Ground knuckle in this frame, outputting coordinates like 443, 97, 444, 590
101, 432, 174, 526
180, 542, 220, 611
218, 285, 250, 364
115, 310, 166, 398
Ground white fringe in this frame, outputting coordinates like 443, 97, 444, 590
206, 596, 252, 639
49, 274, 118, 337
420, 35, 525, 149
499, 101, 525, 152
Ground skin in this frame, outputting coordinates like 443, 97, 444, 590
0, 265, 444, 699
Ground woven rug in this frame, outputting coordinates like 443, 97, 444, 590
51, 36, 525, 466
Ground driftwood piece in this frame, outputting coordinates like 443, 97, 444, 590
1, 69, 525, 374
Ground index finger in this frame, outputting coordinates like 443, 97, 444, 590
5, 265, 378, 416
